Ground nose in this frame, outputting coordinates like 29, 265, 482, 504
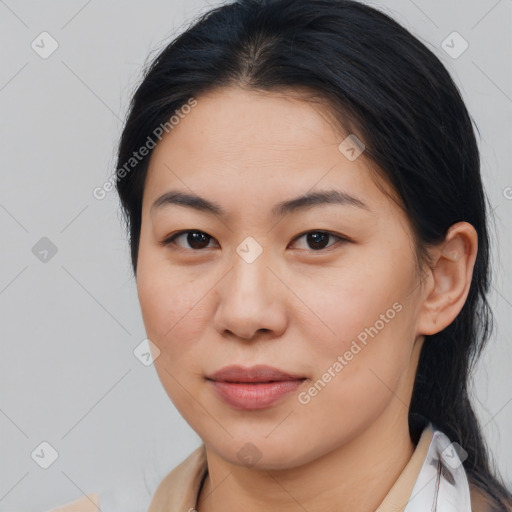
212, 250, 288, 341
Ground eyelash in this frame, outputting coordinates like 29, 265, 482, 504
160, 230, 349, 252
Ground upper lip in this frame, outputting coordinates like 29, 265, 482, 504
206, 364, 306, 383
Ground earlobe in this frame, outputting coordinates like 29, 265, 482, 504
416, 222, 478, 336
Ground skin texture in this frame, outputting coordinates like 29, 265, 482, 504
136, 85, 478, 512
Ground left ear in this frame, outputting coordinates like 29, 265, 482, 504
416, 221, 478, 336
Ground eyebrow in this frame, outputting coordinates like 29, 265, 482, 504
150, 189, 371, 219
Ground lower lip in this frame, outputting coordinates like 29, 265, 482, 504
207, 379, 306, 410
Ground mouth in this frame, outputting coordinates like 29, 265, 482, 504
206, 364, 307, 410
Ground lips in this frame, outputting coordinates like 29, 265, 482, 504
206, 365, 307, 410
206, 364, 305, 383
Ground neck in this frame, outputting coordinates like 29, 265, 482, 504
196, 410, 416, 512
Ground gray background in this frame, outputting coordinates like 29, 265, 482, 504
0, 0, 510, 510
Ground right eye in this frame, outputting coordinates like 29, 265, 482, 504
160, 230, 219, 251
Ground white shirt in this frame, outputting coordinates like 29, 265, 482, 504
46, 418, 477, 512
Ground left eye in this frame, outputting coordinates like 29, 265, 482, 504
161, 230, 347, 251
291, 231, 346, 251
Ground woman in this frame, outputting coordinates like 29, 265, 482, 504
51, 0, 512, 510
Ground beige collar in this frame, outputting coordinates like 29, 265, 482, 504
148, 425, 434, 512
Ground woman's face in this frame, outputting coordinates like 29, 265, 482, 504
137, 86, 428, 469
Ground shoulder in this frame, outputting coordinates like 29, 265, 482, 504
470, 484, 512, 512
471, 486, 492, 512
154, 444, 206, 487
47, 493, 100, 512
148, 444, 207, 512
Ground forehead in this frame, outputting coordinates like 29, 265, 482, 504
143, 86, 397, 215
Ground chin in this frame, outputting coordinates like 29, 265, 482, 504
207, 434, 325, 471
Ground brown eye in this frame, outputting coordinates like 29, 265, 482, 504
162, 230, 217, 250
306, 232, 330, 250
291, 231, 347, 251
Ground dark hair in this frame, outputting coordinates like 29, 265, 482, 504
115, 0, 512, 508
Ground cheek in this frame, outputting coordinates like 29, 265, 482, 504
297, 265, 400, 349
295, 306, 413, 437
301, 261, 415, 391
136, 261, 210, 410
136, 249, 208, 354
